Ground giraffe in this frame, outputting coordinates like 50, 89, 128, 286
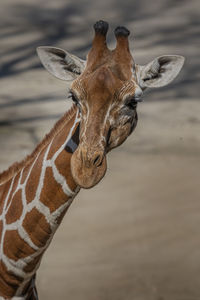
0, 20, 184, 299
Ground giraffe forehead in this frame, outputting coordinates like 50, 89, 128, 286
89, 67, 119, 92
89, 53, 133, 79
72, 67, 118, 99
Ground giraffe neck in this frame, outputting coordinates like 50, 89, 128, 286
0, 105, 81, 298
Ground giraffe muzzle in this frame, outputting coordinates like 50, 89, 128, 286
70, 146, 107, 189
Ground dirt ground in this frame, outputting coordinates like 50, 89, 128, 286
0, 0, 200, 299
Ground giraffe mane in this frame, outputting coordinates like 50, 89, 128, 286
0, 104, 77, 184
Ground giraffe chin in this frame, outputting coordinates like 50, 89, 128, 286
70, 150, 107, 189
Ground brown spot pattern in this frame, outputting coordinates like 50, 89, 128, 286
22, 208, 51, 248
55, 200, 72, 225
0, 220, 2, 238
55, 151, 77, 192
0, 180, 10, 215
0, 259, 23, 298
0, 189, 5, 216
23, 253, 43, 273
4, 230, 35, 261
47, 115, 75, 160
20, 163, 31, 185
40, 167, 69, 213
6, 190, 23, 224
5, 173, 20, 210
25, 150, 45, 204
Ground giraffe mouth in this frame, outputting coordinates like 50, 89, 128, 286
70, 146, 107, 189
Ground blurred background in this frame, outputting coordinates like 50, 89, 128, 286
0, 0, 200, 299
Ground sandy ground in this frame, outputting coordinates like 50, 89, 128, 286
0, 0, 200, 299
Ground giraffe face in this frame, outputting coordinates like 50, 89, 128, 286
70, 68, 140, 188
37, 20, 185, 189
69, 22, 142, 188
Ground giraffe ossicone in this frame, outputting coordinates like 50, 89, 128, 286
0, 20, 184, 299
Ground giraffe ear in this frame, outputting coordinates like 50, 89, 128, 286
37, 46, 86, 81
136, 55, 185, 89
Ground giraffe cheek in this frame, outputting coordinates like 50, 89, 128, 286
70, 149, 107, 189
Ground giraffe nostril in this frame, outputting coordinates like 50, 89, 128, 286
93, 155, 101, 166
93, 153, 103, 167
79, 148, 104, 168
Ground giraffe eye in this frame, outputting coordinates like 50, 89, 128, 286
125, 92, 143, 110
125, 97, 138, 109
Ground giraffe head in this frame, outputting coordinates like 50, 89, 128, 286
37, 20, 184, 189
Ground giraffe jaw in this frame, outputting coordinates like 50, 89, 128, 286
70, 149, 107, 189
